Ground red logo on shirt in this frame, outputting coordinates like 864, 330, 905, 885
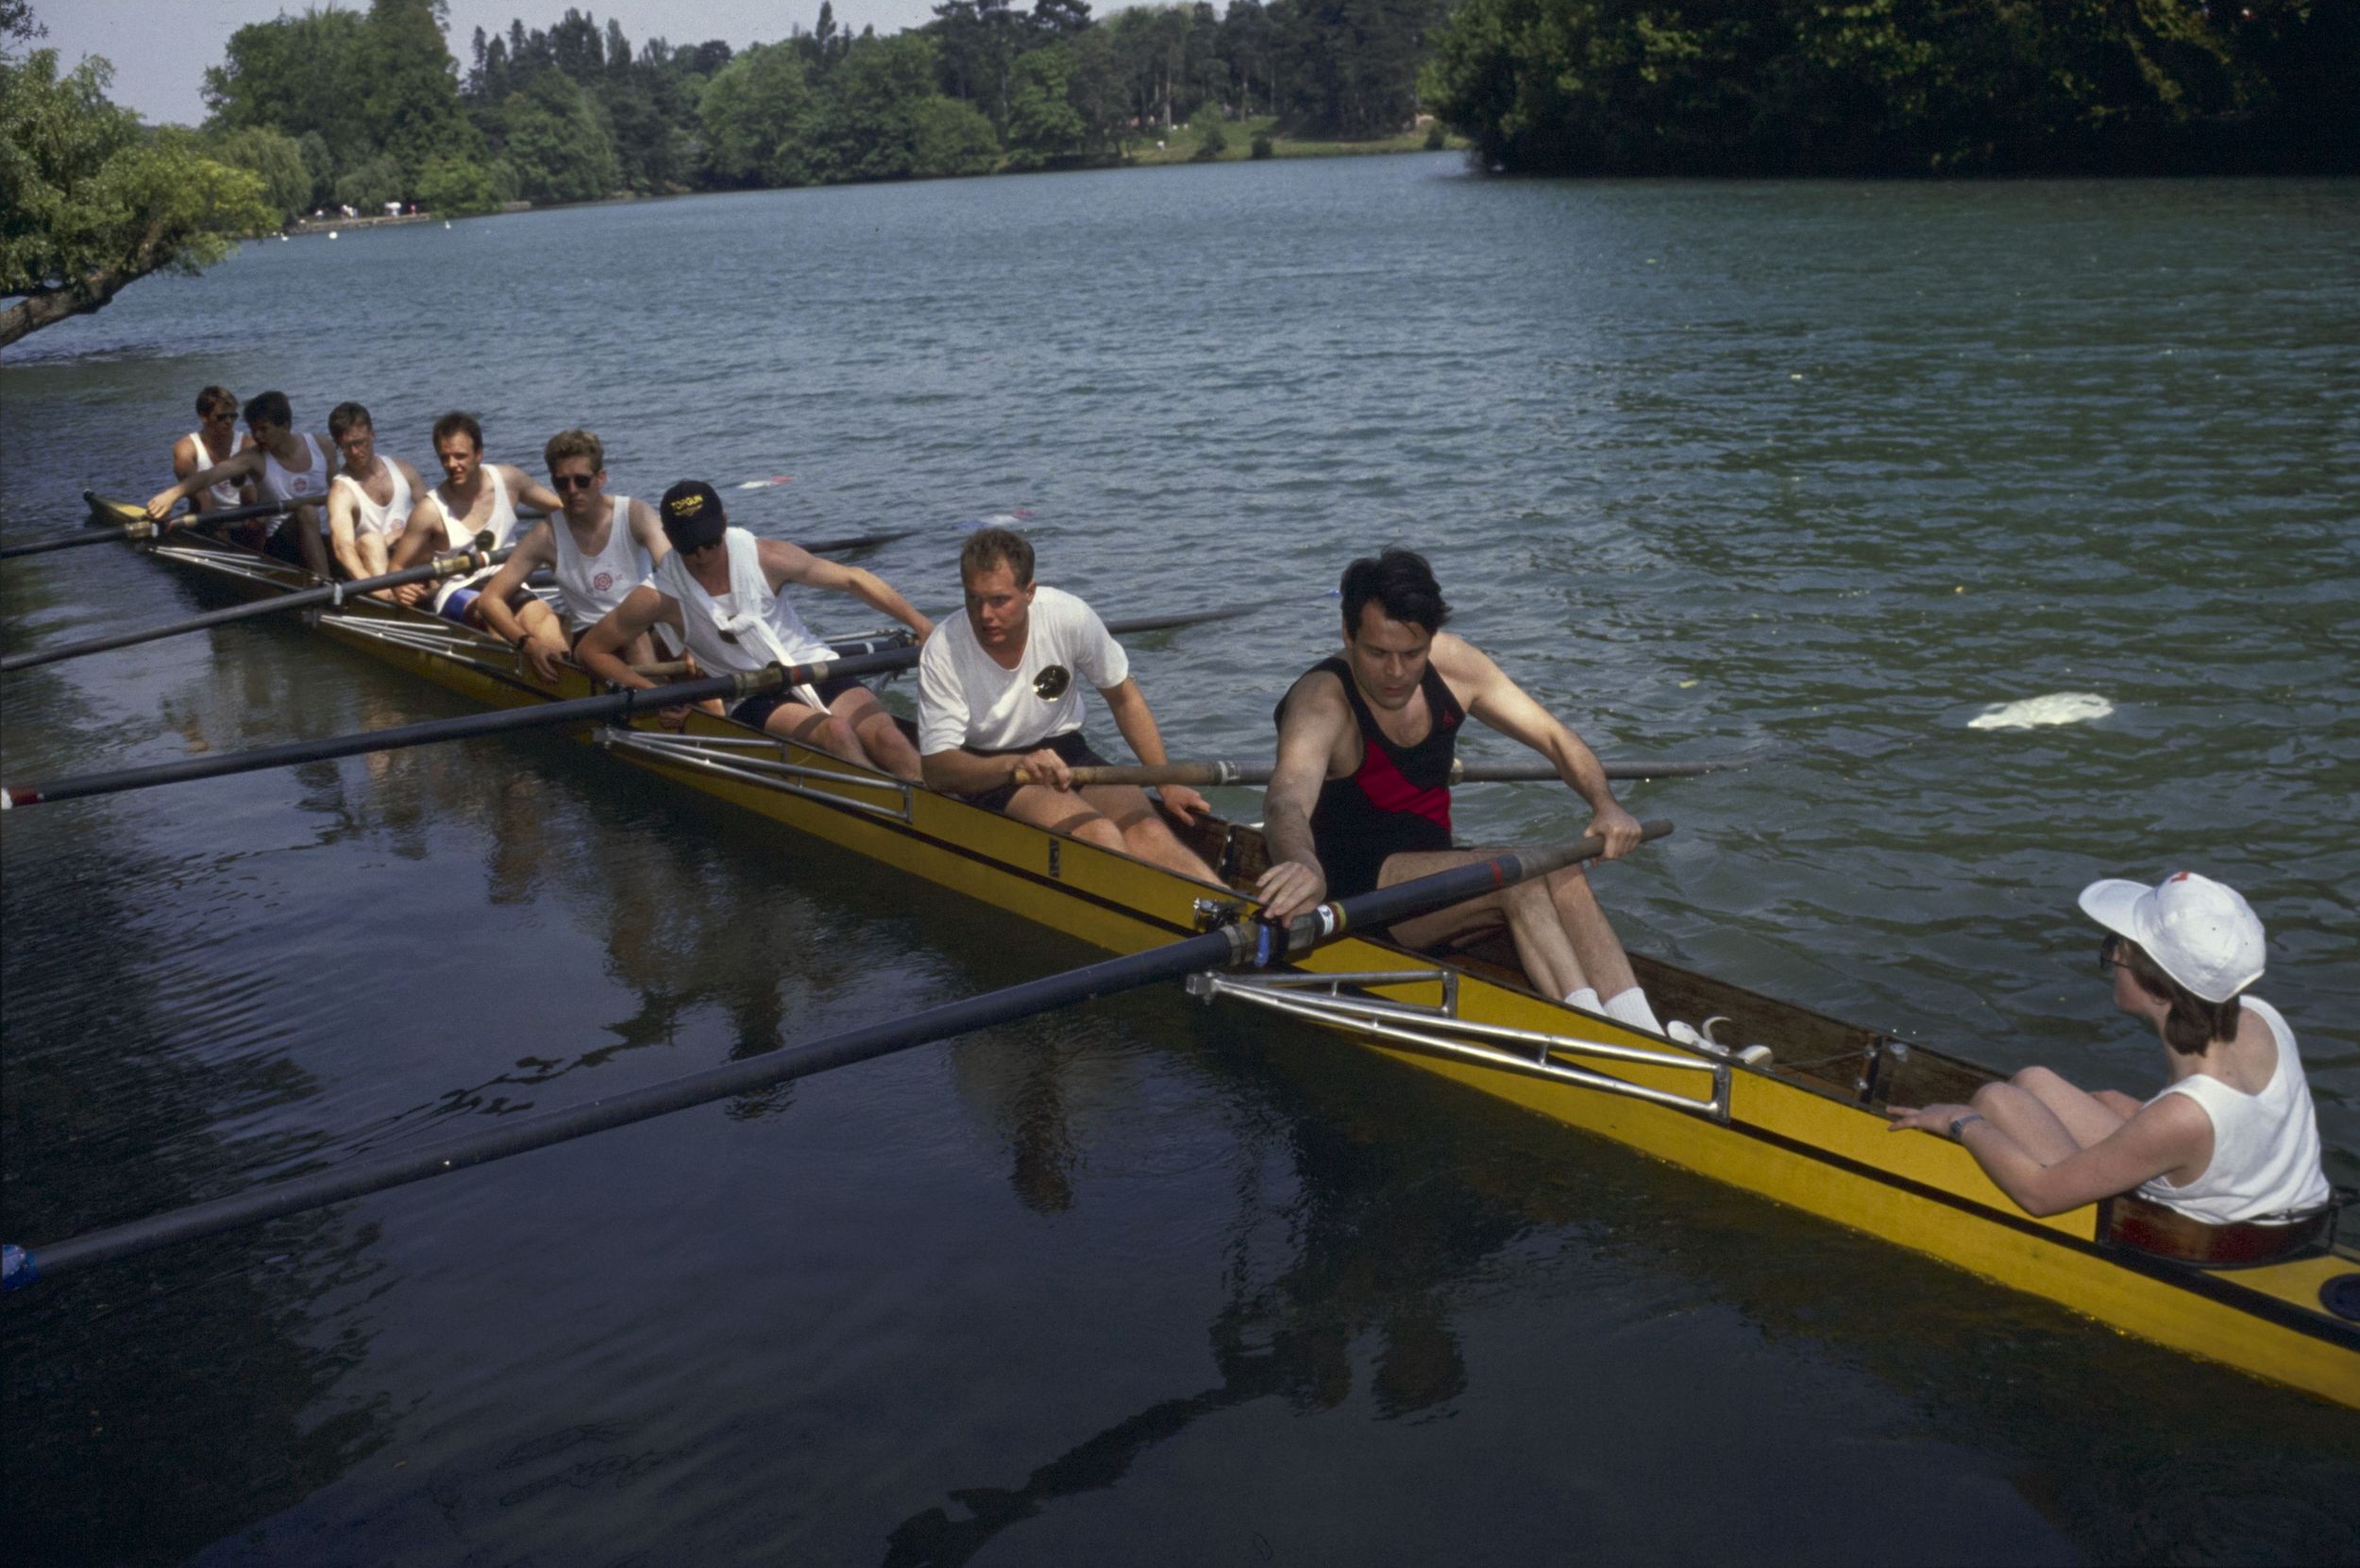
593, 571, 614, 592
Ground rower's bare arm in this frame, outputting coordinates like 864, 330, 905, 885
1449, 636, 1641, 859
772, 543, 934, 640
576, 588, 671, 688
1888, 1095, 2205, 1218
504, 467, 563, 517
1256, 674, 1350, 919
1100, 678, 1206, 823
146, 450, 261, 519
324, 486, 369, 582
627, 499, 672, 566
474, 522, 555, 646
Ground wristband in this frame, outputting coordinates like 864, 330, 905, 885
1948, 1112, 1984, 1140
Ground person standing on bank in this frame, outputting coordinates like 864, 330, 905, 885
917, 527, 1218, 883
1256, 548, 1662, 1034
1889, 871, 2333, 1224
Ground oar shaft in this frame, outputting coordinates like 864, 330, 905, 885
0, 540, 512, 674
0, 497, 290, 560
0, 644, 914, 809
1028, 758, 1749, 787
0, 825, 1663, 1290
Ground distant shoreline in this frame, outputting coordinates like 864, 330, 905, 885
278, 132, 1463, 235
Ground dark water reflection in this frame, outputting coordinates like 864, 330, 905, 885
4, 161, 2357, 1564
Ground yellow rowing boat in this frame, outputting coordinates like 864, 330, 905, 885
127, 528, 2360, 1409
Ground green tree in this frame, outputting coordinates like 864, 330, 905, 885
344, 0, 480, 182
203, 7, 368, 170
1192, 110, 1226, 158
210, 124, 311, 220
1004, 41, 1087, 165
415, 149, 498, 214
808, 31, 941, 181
332, 152, 404, 209
910, 93, 999, 176
699, 42, 818, 186
2, 44, 273, 347
500, 68, 619, 202
295, 128, 333, 207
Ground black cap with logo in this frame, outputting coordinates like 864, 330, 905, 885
660, 480, 729, 550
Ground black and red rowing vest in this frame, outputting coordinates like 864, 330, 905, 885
1276, 655, 1463, 899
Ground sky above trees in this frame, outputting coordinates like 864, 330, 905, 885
37, 1, 951, 125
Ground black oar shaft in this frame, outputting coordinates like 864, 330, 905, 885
0, 541, 512, 674
1037, 756, 1751, 788
0, 826, 1663, 1290
0, 497, 290, 560
0, 644, 912, 809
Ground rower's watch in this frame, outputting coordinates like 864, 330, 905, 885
1948, 1112, 1984, 1139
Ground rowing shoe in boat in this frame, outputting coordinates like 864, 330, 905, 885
27, 527, 2358, 1410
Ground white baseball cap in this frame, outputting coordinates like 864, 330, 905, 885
2078, 870, 2265, 1003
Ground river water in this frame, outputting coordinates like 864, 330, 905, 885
3, 155, 2355, 1564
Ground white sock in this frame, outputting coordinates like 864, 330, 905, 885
1563, 986, 1601, 1014
1603, 986, 1663, 1036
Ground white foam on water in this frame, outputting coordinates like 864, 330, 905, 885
1966, 692, 2116, 731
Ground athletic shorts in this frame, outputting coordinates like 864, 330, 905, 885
437, 586, 480, 624
730, 671, 866, 733
958, 731, 1110, 815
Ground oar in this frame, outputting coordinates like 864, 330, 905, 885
1019, 755, 1758, 787
0, 525, 920, 676
0, 534, 512, 674
0, 824, 1668, 1291
0, 495, 292, 560
0, 600, 1270, 809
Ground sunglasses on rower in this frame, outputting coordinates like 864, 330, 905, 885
551, 472, 598, 493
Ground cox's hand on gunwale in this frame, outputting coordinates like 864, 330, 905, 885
1885, 1104, 1974, 1137
1256, 859, 1326, 925
1586, 802, 1643, 860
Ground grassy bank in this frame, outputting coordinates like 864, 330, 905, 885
1114, 115, 1467, 166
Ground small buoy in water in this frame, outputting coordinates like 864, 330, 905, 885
444, 221, 451, 229
1967, 693, 2114, 731
329, 229, 339, 239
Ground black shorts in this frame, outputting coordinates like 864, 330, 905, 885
960, 731, 1110, 815
731, 671, 867, 733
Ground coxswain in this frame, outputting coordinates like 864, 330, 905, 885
474, 428, 671, 683
169, 385, 255, 517
322, 401, 429, 586
576, 480, 931, 781
1889, 871, 2333, 1224
145, 390, 338, 576
388, 411, 561, 624
916, 527, 1217, 882
1256, 548, 1664, 1034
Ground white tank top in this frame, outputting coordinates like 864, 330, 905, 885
650, 527, 834, 676
187, 431, 243, 508
433, 465, 521, 551
331, 462, 413, 539
2138, 997, 2333, 1223
428, 468, 525, 612
261, 433, 335, 529
548, 497, 649, 632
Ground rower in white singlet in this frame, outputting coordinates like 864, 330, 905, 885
145, 390, 339, 578
575, 480, 932, 781
475, 428, 673, 683
172, 386, 252, 514
389, 411, 562, 626
323, 401, 428, 587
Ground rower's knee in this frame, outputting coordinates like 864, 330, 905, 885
1069, 815, 1125, 851
2012, 1065, 2066, 1095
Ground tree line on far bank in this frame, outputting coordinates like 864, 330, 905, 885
196, 0, 1453, 217
1420, 0, 2358, 176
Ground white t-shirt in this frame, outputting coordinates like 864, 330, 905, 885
918, 584, 1128, 755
